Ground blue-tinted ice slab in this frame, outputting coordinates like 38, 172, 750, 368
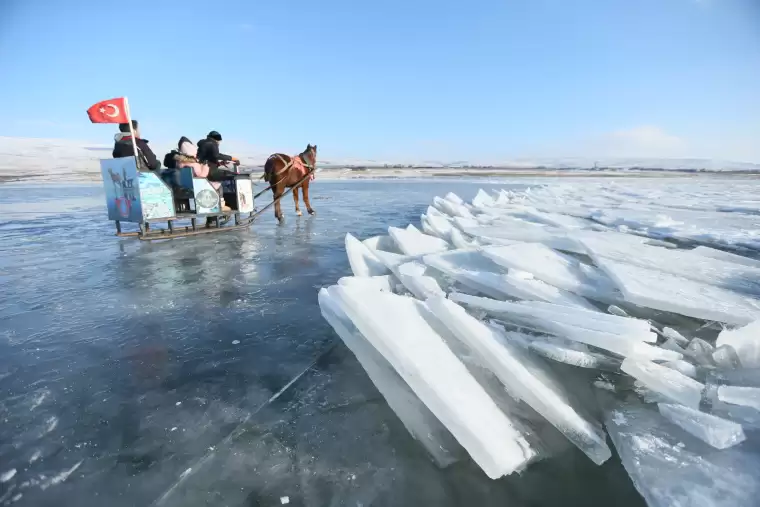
621, 358, 705, 408
472, 189, 495, 208
325, 285, 537, 479
345, 233, 390, 277
425, 297, 611, 465
450, 294, 676, 361
388, 226, 450, 256
716, 320, 760, 368
692, 246, 760, 269
318, 289, 463, 467
605, 398, 760, 507
662, 360, 698, 379
717, 385, 760, 411
593, 257, 760, 325
481, 243, 620, 303
657, 403, 746, 450
337, 275, 398, 293
527, 337, 621, 371
579, 234, 760, 296
362, 234, 402, 254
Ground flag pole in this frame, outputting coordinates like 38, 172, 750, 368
124, 96, 142, 170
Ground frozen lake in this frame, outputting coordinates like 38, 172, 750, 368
7, 177, 739, 507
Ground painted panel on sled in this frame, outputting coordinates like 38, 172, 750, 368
101, 157, 175, 222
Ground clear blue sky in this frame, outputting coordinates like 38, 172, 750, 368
1, 0, 759, 162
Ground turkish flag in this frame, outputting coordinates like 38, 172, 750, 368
86, 97, 129, 124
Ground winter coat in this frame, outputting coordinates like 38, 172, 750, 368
176, 137, 209, 178
113, 133, 160, 171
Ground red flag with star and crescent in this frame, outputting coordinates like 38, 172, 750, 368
86, 97, 129, 123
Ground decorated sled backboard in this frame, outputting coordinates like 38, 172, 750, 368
100, 157, 175, 223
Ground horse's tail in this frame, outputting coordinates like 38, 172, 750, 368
263, 155, 276, 182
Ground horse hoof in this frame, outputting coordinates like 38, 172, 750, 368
308, 209, 316, 215
296, 210, 303, 217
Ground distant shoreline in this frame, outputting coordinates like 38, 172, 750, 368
1, 166, 759, 186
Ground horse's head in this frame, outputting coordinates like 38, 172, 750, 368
302, 144, 318, 167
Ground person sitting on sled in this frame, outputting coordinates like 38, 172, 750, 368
112, 120, 161, 171
197, 131, 240, 180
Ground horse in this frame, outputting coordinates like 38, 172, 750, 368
263, 144, 317, 223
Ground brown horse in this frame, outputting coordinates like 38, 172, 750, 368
263, 144, 317, 223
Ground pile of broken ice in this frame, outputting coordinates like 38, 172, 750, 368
318, 186, 760, 505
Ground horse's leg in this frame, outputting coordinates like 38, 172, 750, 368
293, 185, 302, 216
273, 184, 284, 224
303, 180, 316, 215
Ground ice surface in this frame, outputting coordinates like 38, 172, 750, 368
325, 285, 536, 478
451, 294, 677, 361
717, 385, 760, 411
593, 256, 760, 325
657, 403, 746, 449
481, 243, 620, 302
716, 320, 760, 368
318, 289, 463, 467
388, 226, 450, 256
345, 233, 390, 277
425, 297, 611, 465
604, 398, 760, 507
621, 358, 705, 408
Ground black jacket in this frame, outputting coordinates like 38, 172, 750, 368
197, 138, 233, 165
113, 133, 161, 171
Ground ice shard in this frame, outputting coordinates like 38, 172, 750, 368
692, 245, 760, 269
657, 403, 746, 450
684, 338, 716, 367
388, 226, 450, 256
362, 234, 402, 254
593, 257, 760, 325
579, 233, 760, 295
661, 360, 698, 379
527, 337, 621, 371
481, 243, 620, 302
716, 320, 760, 368
326, 285, 536, 479
337, 275, 397, 292
345, 233, 390, 277
450, 294, 676, 361
425, 296, 611, 465
717, 385, 760, 411
712, 344, 741, 370
621, 358, 705, 408
604, 397, 760, 507
318, 289, 463, 467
